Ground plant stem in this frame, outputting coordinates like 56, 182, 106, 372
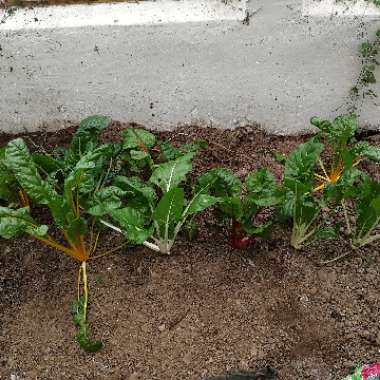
100, 219, 161, 252
89, 242, 128, 261
81, 261, 88, 323
341, 200, 352, 235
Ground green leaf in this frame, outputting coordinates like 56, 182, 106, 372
153, 187, 184, 240
185, 194, 220, 216
114, 176, 157, 206
150, 153, 193, 193
0, 206, 48, 239
196, 168, 242, 198
87, 186, 126, 216
5, 138, 58, 205
123, 128, 156, 150
355, 177, 380, 242
246, 169, 280, 206
354, 141, 380, 162
0, 147, 18, 203
159, 139, 208, 161
284, 139, 324, 191
72, 297, 103, 353
110, 207, 153, 244
72, 115, 109, 148
130, 150, 150, 161
32, 153, 65, 174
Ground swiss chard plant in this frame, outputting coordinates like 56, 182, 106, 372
0, 116, 123, 352
120, 127, 207, 175
195, 168, 280, 249
281, 139, 337, 249
99, 153, 220, 255
310, 114, 380, 192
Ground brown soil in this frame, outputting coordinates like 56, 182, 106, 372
0, 123, 379, 380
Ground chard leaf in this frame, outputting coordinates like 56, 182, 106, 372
159, 139, 207, 161
242, 220, 272, 237
246, 169, 280, 206
355, 177, 380, 241
0, 148, 18, 203
150, 154, 193, 193
314, 226, 338, 241
70, 115, 110, 157
130, 150, 150, 161
110, 207, 153, 244
185, 194, 220, 217
5, 138, 58, 205
72, 296, 103, 353
87, 186, 126, 216
123, 128, 156, 150
354, 141, 380, 162
153, 187, 184, 239
32, 153, 65, 174
284, 139, 324, 190
0, 206, 48, 239
196, 168, 242, 198
311, 115, 357, 145
114, 176, 157, 206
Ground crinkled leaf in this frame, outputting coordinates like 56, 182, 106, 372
87, 186, 126, 216
284, 139, 324, 191
5, 138, 58, 205
311, 115, 357, 145
123, 128, 156, 150
0, 147, 18, 203
159, 139, 208, 161
70, 115, 110, 156
196, 168, 242, 198
0, 206, 48, 239
150, 153, 193, 193
114, 176, 157, 207
32, 153, 65, 174
246, 169, 280, 206
110, 207, 153, 244
354, 141, 380, 162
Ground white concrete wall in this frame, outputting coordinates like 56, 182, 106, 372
0, 0, 379, 134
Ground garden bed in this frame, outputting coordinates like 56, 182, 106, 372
0, 123, 379, 380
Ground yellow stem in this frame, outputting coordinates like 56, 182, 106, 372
89, 242, 127, 261
77, 264, 82, 300
91, 231, 100, 255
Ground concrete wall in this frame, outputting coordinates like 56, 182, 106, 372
0, 0, 379, 134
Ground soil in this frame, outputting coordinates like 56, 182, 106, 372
0, 123, 379, 380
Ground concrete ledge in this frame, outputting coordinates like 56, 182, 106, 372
303, 0, 380, 17
0, 0, 246, 30
0, 0, 379, 134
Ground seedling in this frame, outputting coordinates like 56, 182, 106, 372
99, 153, 220, 255
281, 139, 337, 249
0, 116, 123, 352
311, 115, 380, 192
196, 167, 279, 249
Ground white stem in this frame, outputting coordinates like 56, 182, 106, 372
100, 219, 161, 252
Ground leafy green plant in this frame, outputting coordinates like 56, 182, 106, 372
281, 139, 337, 249
0, 116, 123, 352
99, 153, 220, 255
343, 176, 380, 248
311, 115, 380, 192
195, 167, 279, 249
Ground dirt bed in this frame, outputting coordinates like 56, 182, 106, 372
0, 123, 379, 380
